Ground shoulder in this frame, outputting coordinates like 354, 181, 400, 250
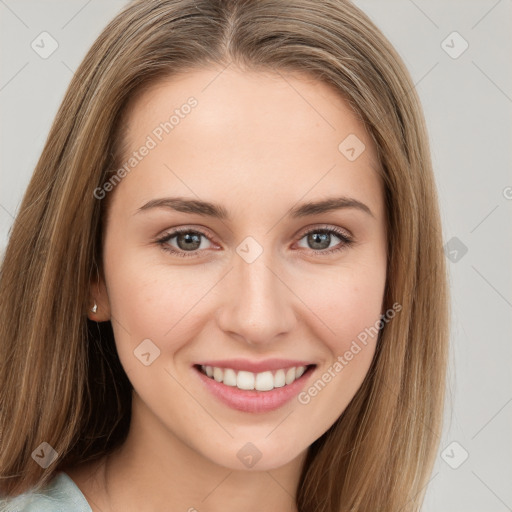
0, 472, 92, 512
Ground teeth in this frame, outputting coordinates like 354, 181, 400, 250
199, 364, 309, 391
237, 371, 255, 390
223, 368, 237, 386
285, 367, 296, 385
255, 371, 274, 391
274, 369, 286, 388
213, 367, 223, 382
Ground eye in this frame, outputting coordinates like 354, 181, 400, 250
155, 228, 215, 258
296, 226, 354, 256
155, 225, 354, 258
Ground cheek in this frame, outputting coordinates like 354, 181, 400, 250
104, 250, 212, 360
298, 260, 386, 353
289, 262, 384, 420
335, 278, 384, 352
293, 274, 383, 438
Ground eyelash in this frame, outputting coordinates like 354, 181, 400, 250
155, 226, 354, 259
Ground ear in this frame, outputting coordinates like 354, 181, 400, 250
87, 273, 111, 322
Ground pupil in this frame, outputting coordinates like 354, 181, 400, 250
309, 232, 329, 250
178, 233, 201, 250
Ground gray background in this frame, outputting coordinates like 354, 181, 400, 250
1, 1, 511, 510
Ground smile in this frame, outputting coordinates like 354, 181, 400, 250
193, 361, 317, 413
199, 364, 309, 391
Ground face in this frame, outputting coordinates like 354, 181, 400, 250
91, 66, 387, 472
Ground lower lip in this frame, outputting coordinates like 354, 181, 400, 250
194, 365, 316, 413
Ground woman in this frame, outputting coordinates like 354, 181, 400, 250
0, 0, 449, 510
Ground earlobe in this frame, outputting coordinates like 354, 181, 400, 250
87, 276, 111, 321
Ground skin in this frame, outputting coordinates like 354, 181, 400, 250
65, 65, 387, 512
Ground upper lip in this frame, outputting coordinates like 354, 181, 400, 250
194, 358, 315, 373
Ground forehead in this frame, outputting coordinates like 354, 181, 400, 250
113, 66, 384, 219
123, 66, 372, 147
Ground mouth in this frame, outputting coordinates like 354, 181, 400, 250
194, 363, 315, 391
192, 362, 317, 413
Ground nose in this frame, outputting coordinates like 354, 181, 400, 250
215, 249, 297, 346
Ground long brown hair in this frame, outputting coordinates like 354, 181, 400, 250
0, 1, 450, 510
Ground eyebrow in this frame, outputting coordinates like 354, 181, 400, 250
135, 195, 375, 219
